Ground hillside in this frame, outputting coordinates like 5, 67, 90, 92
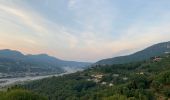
17, 53, 170, 100
0, 49, 91, 74
96, 41, 170, 65
0, 89, 47, 100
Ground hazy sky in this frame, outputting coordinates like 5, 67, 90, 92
0, 0, 170, 62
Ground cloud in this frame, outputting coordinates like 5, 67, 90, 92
0, 4, 45, 36
0, 1, 79, 55
0, 0, 170, 62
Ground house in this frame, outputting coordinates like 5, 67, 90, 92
90, 74, 104, 83
153, 56, 162, 62
113, 74, 119, 77
136, 72, 144, 75
123, 77, 128, 81
95, 74, 103, 79
91, 74, 103, 79
109, 83, 113, 87
101, 82, 107, 85
94, 79, 100, 83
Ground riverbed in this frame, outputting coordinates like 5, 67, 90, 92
0, 72, 69, 88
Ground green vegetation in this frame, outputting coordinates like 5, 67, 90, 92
16, 54, 170, 100
0, 89, 47, 100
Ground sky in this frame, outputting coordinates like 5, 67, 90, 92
0, 0, 170, 62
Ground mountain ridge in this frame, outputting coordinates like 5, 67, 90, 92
96, 41, 170, 65
0, 49, 91, 73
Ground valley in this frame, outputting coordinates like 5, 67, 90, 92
0, 71, 71, 88
0, 49, 89, 89
1, 41, 170, 100
0, 1, 170, 100
20, 53, 170, 100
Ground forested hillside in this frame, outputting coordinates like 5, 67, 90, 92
0, 89, 47, 100
96, 41, 170, 65
17, 53, 170, 100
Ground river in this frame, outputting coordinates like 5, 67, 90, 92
0, 67, 84, 88
0, 72, 70, 88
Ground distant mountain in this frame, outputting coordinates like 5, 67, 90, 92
96, 41, 170, 65
0, 49, 91, 73
0, 49, 24, 59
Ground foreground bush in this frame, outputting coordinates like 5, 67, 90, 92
0, 89, 47, 100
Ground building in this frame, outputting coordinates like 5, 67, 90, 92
153, 56, 162, 62
109, 83, 113, 87
101, 82, 107, 85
